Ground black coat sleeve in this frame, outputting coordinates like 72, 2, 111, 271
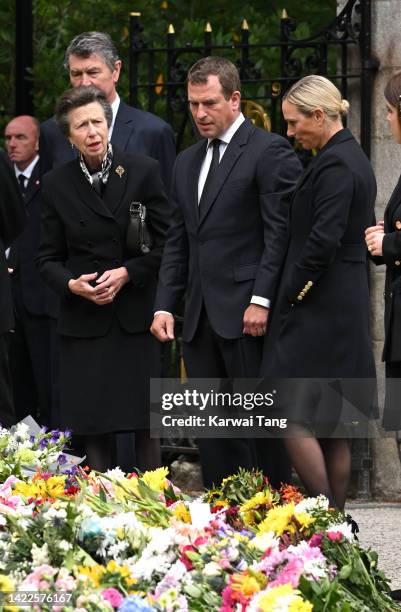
0, 153, 26, 247
285, 153, 354, 302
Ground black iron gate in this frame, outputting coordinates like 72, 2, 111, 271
129, 0, 379, 498
129, 0, 378, 157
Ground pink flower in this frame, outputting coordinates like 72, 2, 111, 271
309, 533, 324, 548
327, 531, 343, 542
101, 588, 124, 608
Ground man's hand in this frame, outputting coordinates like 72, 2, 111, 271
365, 224, 385, 257
150, 313, 175, 342
243, 304, 269, 336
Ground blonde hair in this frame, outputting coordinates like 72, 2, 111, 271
284, 75, 349, 119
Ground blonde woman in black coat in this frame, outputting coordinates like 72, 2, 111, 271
38, 87, 168, 471
366, 72, 401, 432
262, 76, 376, 510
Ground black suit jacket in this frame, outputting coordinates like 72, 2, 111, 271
154, 119, 302, 341
40, 100, 176, 192
0, 152, 26, 333
374, 175, 401, 361
8, 161, 58, 318
37, 147, 168, 338
262, 128, 376, 378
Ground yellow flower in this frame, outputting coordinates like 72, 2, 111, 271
141, 467, 169, 491
46, 476, 66, 498
240, 491, 273, 513
231, 571, 266, 596
113, 477, 139, 501
0, 574, 14, 591
105, 560, 136, 586
171, 502, 191, 523
258, 502, 295, 536
295, 511, 315, 531
75, 564, 105, 587
257, 584, 313, 611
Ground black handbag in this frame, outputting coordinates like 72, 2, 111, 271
126, 201, 154, 255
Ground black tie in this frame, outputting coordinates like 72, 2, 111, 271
199, 138, 221, 213
18, 174, 27, 196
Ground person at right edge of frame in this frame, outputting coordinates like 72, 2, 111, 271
261, 75, 377, 513
366, 71, 401, 436
151, 56, 302, 489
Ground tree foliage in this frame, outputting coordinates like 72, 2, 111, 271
0, 0, 336, 134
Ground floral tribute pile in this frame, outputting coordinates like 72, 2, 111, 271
0, 422, 398, 611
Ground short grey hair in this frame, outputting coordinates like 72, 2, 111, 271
64, 31, 119, 72
55, 86, 113, 136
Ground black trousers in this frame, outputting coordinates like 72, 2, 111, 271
0, 332, 15, 427
183, 307, 291, 489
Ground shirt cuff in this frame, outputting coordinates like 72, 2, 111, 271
251, 295, 271, 309
154, 310, 173, 317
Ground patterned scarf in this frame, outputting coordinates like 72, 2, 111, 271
79, 142, 113, 194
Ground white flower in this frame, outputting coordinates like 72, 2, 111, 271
43, 506, 67, 520
295, 495, 329, 514
203, 561, 221, 577
326, 521, 355, 541
249, 531, 280, 553
31, 542, 50, 566
58, 540, 73, 552
14, 423, 29, 438
104, 467, 126, 480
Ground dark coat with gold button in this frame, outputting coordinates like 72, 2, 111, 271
261, 128, 376, 380
38, 147, 168, 338
375, 175, 401, 362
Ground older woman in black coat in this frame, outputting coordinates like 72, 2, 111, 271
366, 72, 401, 432
262, 76, 376, 510
38, 86, 169, 471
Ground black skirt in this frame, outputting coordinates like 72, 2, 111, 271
58, 318, 160, 434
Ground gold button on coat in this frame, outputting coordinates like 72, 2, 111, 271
395, 260, 401, 266
307, 281, 313, 287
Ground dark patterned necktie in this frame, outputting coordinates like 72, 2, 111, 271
199, 138, 221, 213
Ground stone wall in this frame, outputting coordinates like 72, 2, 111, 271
338, 0, 401, 499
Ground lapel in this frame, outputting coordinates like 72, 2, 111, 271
110, 101, 134, 151
186, 141, 207, 226
294, 128, 355, 193
384, 176, 401, 231
102, 148, 129, 214
24, 161, 41, 206
198, 119, 254, 225
68, 159, 114, 220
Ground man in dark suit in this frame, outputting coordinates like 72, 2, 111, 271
0, 150, 26, 427
40, 31, 175, 192
151, 57, 302, 487
5, 116, 57, 425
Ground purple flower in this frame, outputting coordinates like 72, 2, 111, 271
57, 454, 67, 465
39, 439, 49, 449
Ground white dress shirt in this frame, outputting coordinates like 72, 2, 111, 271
109, 94, 120, 139
5, 155, 39, 260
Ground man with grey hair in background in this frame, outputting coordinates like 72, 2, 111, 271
40, 31, 175, 192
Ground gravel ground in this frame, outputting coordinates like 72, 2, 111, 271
346, 502, 401, 590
